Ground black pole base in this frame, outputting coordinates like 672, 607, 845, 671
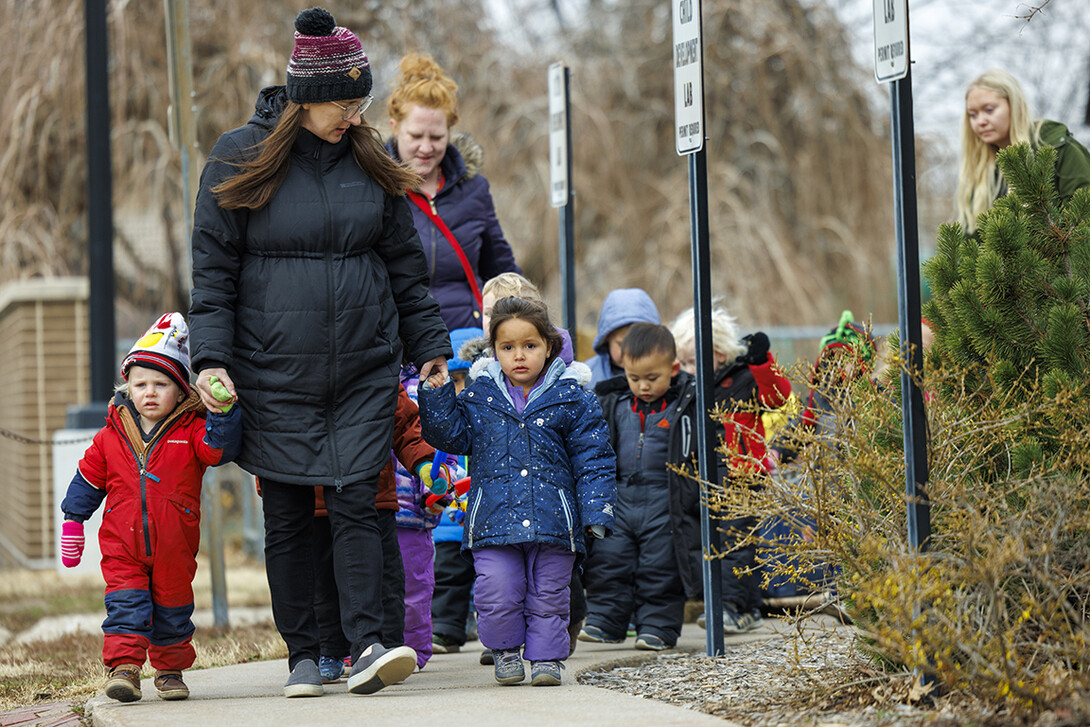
66, 403, 108, 429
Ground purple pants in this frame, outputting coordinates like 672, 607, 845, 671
398, 527, 435, 668
472, 543, 576, 662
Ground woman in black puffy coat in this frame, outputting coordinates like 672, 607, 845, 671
189, 9, 450, 698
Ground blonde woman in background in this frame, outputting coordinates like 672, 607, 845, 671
958, 69, 1090, 234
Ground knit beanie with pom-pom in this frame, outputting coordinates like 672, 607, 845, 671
286, 7, 372, 103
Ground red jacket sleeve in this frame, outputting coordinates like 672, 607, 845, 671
750, 353, 792, 408
76, 429, 109, 488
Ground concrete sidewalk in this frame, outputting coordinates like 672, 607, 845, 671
85, 620, 791, 727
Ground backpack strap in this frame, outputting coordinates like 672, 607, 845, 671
407, 192, 483, 309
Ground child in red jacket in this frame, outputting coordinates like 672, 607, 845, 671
59, 313, 241, 702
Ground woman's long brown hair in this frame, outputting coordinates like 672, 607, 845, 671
213, 101, 422, 210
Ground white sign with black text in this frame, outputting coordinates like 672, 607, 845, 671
672, 0, 703, 155
873, 0, 908, 83
548, 63, 569, 208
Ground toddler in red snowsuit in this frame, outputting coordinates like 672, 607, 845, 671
59, 312, 241, 702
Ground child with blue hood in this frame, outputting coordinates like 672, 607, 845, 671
583, 288, 661, 385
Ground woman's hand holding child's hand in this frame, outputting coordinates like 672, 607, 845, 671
197, 369, 237, 413
208, 376, 236, 413
418, 356, 451, 390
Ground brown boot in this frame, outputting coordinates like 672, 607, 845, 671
154, 670, 190, 700
104, 663, 143, 702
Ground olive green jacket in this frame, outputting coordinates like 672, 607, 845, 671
1030, 120, 1090, 206
996, 120, 1090, 207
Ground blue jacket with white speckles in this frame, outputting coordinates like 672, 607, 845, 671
418, 357, 617, 556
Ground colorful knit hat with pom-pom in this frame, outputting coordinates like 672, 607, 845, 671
286, 7, 372, 104
121, 312, 191, 393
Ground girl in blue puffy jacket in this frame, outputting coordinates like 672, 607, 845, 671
418, 296, 616, 687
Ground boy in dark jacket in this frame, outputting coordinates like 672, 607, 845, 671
59, 313, 241, 702
580, 323, 702, 650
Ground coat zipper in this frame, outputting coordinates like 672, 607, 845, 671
467, 489, 484, 548
313, 146, 344, 492
427, 197, 439, 278
558, 489, 575, 552
112, 412, 181, 558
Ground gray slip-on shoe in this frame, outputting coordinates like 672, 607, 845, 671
346, 643, 417, 695
284, 659, 323, 698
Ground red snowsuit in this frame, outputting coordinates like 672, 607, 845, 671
61, 391, 241, 670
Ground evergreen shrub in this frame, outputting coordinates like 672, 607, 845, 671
704, 142, 1090, 712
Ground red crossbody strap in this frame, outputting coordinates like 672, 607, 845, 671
408, 191, 483, 309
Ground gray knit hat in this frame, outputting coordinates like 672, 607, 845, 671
285, 7, 372, 104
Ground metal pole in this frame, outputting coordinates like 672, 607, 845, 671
164, 0, 227, 625
889, 66, 930, 554
890, 60, 934, 696
163, 0, 200, 288
558, 67, 577, 337
202, 468, 229, 628
690, 148, 724, 656
84, 0, 115, 406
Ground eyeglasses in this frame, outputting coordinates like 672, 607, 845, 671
330, 96, 373, 121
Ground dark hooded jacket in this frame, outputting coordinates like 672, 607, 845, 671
189, 86, 451, 487
386, 134, 521, 331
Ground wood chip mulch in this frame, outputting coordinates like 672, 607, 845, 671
577, 623, 1035, 726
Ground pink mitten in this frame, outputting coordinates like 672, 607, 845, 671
60, 520, 85, 567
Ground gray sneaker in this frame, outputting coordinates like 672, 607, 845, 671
284, 659, 323, 698
492, 648, 525, 685
530, 660, 563, 686
634, 633, 670, 651
346, 643, 417, 695
722, 604, 762, 634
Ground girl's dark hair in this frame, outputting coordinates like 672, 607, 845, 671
212, 102, 422, 210
489, 296, 563, 362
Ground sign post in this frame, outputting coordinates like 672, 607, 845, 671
872, 0, 929, 555
549, 63, 576, 336
673, 0, 722, 657
874, 2, 933, 692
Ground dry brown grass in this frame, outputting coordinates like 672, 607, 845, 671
0, 0, 941, 342
0, 554, 277, 712
0, 623, 285, 712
